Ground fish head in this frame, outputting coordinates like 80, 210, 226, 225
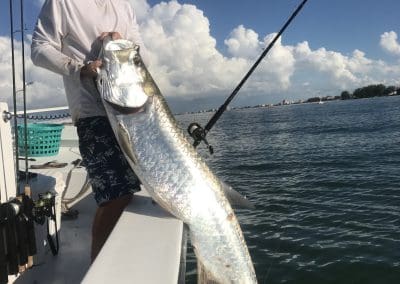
97, 39, 152, 109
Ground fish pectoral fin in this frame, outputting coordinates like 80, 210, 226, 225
221, 181, 256, 210
117, 122, 138, 165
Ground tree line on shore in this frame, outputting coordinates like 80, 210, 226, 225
305, 84, 399, 103
340, 84, 399, 100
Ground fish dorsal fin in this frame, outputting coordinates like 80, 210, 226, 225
221, 181, 255, 210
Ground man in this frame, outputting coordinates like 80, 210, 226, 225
31, 0, 147, 261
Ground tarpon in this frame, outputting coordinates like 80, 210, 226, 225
96, 39, 257, 283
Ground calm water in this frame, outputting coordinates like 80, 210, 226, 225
177, 96, 400, 284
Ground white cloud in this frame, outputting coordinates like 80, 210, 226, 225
225, 25, 261, 58
0, 36, 65, 109
293, 42, 357, 88
291, 41, 400, 93
139, 3, 296, 97
139, 1, 244, 95
380, 31, 400, 56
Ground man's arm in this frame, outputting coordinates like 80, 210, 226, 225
31, 0, 83, 80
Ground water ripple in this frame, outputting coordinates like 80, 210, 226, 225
178, 96, 400, 284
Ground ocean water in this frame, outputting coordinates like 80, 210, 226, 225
176, 95, 400, 284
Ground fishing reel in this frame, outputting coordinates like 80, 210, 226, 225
32, 191, 56, 225
32, 191, 59, 256
187, 123, 214, 154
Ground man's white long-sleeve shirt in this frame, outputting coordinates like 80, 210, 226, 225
31, 0, 147, 122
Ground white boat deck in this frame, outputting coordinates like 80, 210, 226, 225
0, 109, 184, 284
16, 187, 94, 284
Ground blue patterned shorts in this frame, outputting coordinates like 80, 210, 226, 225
76, 116, 141, 205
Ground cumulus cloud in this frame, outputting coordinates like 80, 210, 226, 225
293, 42, 358, 87
291, 41, 400, 92
0, 36, 65, 109
1, 0, 400, 113
225, 25, 261, 58
380, 31, 400, 56
139, 2, 296, 97
139, 1, 246, 95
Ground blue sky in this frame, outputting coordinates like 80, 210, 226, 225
0, 0, 400, 111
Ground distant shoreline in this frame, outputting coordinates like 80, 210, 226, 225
180, 89, 399, 115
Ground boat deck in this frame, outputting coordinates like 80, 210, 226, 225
16, 192, 94, 284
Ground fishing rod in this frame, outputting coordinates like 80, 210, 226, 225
188, 0, 309, 153
19, 0, 29, 186
9, 0, 19, 185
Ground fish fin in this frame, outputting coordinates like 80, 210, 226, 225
117, 122, 138, 165
197, 260, 220, 284
221, 181, 256, 210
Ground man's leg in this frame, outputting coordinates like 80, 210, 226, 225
91, 194, 132, 262
76, 117, 141, 262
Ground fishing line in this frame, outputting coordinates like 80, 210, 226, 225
188, 0, 309, 152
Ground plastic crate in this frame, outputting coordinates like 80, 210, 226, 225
17, 123, 64, 157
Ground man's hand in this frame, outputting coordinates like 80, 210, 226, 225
99, 32, 122, 41
80, 60, 102, 78
80, 32, 122, 78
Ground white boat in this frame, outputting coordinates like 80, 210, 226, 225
0, 102, 185, 284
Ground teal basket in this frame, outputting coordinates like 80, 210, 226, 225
17, 123, 64, 157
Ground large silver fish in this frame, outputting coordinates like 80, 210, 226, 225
96, 39, 257, 284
